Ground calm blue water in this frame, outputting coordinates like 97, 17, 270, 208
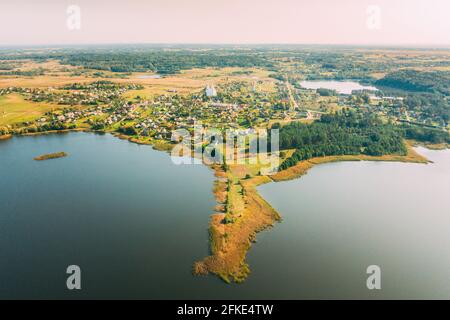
0, 132, 219, 299
1, 133, 449, 299
257, 147, 450, 299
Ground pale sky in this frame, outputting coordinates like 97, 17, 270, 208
0, 0, 449, 46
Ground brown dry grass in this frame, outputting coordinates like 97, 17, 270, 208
0, 66, 276, 98
194, 166, 279, 283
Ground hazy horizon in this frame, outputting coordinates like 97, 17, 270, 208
2, 43, 450, 50
1, 0, 449, 46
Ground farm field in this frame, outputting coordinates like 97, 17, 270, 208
0, 94, 62, 126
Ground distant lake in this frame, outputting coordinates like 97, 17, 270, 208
300, 80, 378, 94
0, 133, 449, 299
137, 74, 161, 79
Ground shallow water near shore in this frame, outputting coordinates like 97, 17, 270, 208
0, 133, 449, 299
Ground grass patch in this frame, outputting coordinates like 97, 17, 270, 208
0, 94, 61, 126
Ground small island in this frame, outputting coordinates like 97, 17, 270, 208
34, 152, 68, 161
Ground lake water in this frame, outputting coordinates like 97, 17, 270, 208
137, 74, 161, 79
300, 80, 378, 94
0, 132, 218, 299
257, 147, 450, 299
0, 133, 449, 299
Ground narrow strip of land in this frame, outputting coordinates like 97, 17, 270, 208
194, 141, 429, 283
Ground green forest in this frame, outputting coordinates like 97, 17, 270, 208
278, 110, 449, 170
402, 125, 450, 144
59, 50, 273, 74
277, 111, 407, 170
375, 70, 450, 123
375, 70, 450, 95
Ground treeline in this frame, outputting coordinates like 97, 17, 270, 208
0, 126, 10, 135
0, 122, 76, 135
62, 80, 120, 90
0, 69, 45, 76
277, 111, 407, 170
375, 70, 450, 95
61, 80, 142, 91
0, 47, 274, 75
60, 50, 273, 74
401, 125, 449, 144
404, 93, 449, 122
117, 125, 137, 136
0, 63, 15, 70
374, 70, 449, 123
316, 88, 337, 96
